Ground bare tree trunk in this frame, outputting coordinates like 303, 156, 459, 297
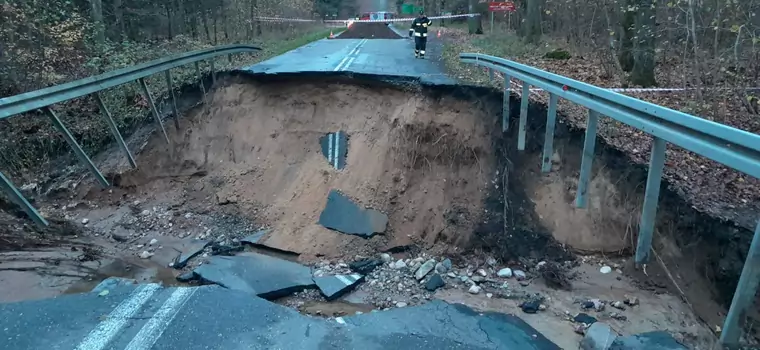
524, 0, 541, 43
618, 0, 635, 72
630, 0, 656, 86
467, 0, 483, 34
89, 0, 105, 47
202, 10, 213, 43
166, 5, 174, 39
113, 0, 126, 41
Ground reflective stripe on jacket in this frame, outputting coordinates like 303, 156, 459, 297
410, 16, 432, 36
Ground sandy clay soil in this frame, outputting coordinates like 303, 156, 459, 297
0, 74, 722, 348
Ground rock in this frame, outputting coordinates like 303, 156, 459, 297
580, 323, 617, 350
395, 302, 408, 308
380, 253, 392, 263
414, 259, 436, 280
149, 238, 158, 245
435, 259, 452, 274
425, 274, 445, 292
193, 252, 316, 299
318, 190, 388, 238
497, 268, 513, 278
112, 233, 129, 242
141, 209, 151, 216
412, 257, 424, 264
81, 218, 89, 225
476, 269, 488, 277
537, 261, 547, 269
520, 299, 542, 314
392, 259, 407, 269
574, 313, 598, 325
176, 272, 198, 282
314, 274, 364, 301
486, 293, 493, 298
139, 251, 154, 259
600, 266, 612, 274
349, 259, 383, 275
609, 312, 627, 321
468, 285, 481, 294
611, 301, 626, 310
446, 272, 457, 278
471, 276, 484, 283
539, 304, 547, 311
624, 296, 640, 306
513, 270, 527, 280
486, 257, 497, 266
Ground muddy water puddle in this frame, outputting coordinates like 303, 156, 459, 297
63, 258, 184, 294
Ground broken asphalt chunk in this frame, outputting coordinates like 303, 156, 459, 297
240, 229, 269, 245
192, 252, 315, 299
580, 323, 617, 350
611, 331, 687, 350
318, 190, 388, 238
313, 273, 364, 301
172, 239, 210, 269
320, 131, 348, 170
349, 259, 382, 275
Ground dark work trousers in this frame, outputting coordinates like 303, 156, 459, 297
414, 36, 428, 56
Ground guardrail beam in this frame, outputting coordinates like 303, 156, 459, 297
635, 137, 666, 265
44, 107, 109, 187
0, 171, 48, 227
518, 84, 530, 150
164, 70, 181, 131
503, 76, 511, 132
94, 93, 136, 169
576, 109, 599, 208
138, 78, 170, 145
541, 93, 558, 173
720, 220, 760, 347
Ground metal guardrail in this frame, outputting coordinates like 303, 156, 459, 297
0, 44, 261, 227
460, 52, 760, 348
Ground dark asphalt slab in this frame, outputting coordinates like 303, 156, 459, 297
319, 190, 388, 238
242, 25, 455, 85
0, 283, 561, 350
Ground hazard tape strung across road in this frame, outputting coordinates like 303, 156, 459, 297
252, 13, 479, 23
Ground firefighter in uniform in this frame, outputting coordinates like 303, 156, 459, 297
409, 10, 432, 58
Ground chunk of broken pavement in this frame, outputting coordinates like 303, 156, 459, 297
240, 229, 269, 245
349, 259, 382, 275
612, 331, 687, 350
176, 272, 198, 282
574, 313, 598, 325
520, 299, 542, 314
425, 273, 445, 292
193, 252, 316, 299
313, 274, 364, 301
580, 323, 617, 350
414, 259, 436, 280
318, 190, 388, 238
172, 239, 210, 269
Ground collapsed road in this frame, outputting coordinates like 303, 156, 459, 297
0, 23, 702, 349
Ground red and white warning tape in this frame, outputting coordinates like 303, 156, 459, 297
252, 13, 479, 23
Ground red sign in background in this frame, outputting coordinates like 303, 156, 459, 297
488, 1, 516, 12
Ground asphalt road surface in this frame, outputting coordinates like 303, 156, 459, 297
0, 283, 560, 350
244, 25, 455, 85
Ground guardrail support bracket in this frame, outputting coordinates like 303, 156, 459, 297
517, 83, 530, 151
541, 93, 558, 173
635, 137, 666, 265
138, 78, 170, 145
44, 107, 109, 188
164, 70, 181, 131
0, 171, 49, 227
94, 93, 136, 169
503, 76, 511, 132
576, 109, 599, 208
720, 220, 760, 348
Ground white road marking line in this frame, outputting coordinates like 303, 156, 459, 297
333, 57, 350, 71
341, 57, 356, 71
333, 131, 340, 169
336, 275, 353, 285
334, 39, 366, 71
328, 133, 334, 163
75, 284, 161, 350
124, 287, 197, 350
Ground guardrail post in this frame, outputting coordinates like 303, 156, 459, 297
541, 93, 558, 173
195, 62, 207, 102
576, 109, 599, 208
94, 93, 136, 169
44, 107, 109, 187
517, 83, 530, 151
635, 137, 666, 265
488, 68, 494, 82
720, 220, 760, 348
209, 59, 217, 86
503, 76, 511, 132
0, 171, 49, 227
138, 78, 170, 145
164, 70, 181, 131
